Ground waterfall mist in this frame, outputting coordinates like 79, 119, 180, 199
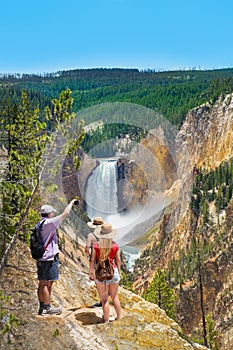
85, 159, 166, 247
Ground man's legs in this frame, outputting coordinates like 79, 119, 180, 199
37, 256, 61, 315
38, 280, 53, 304
37, 280, 53, 315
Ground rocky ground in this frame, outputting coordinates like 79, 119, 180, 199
0, 234, 209, 350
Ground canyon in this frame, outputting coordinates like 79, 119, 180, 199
1, 93, 233, 349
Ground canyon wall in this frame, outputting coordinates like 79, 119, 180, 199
132, 94, 233, 349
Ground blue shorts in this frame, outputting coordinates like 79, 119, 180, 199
37, 254, 59, 281
95, 267, 120, 285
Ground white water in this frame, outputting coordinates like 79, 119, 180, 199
85, 160, 118, 220
121, 245, 141, 272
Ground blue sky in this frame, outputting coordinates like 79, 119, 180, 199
1, 0, 233, 74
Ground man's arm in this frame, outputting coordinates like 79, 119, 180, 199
59, 199, 77, 222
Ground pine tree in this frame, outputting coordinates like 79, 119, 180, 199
143, 268, 176, 319
0, 89, 85, 272
0, 91, 47, 256
206, 312, 219, 350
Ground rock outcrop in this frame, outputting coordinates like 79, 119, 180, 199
179, 94, 233, 169
0, 236, 209, 350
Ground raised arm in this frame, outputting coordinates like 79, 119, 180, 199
59, 199, 77, 222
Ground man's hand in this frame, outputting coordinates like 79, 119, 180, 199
60, 198, 79, 221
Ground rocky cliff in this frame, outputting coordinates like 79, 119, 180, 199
179, 94, 233, 169
0, 234, 209, 350
132, 94, 233, 349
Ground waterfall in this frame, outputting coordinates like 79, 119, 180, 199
85, 159, 141, 269
85, 160, 118, 221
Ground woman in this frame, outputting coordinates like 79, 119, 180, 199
89, 223, 122, 323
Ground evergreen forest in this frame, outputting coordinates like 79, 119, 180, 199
2, 67, 233, 158
2, 67, 233, 129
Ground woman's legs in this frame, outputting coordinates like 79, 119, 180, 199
109, 283, 121, 320
96, 283, 110, 323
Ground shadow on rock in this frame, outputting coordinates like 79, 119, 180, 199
75, 311, 103, 325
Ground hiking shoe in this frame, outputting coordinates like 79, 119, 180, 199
38, 305, 45, 315
42, 306, 62, 315
93, 301, 102, 307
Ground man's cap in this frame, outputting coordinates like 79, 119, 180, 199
40, 204, 57, 214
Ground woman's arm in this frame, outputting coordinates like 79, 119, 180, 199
115, 250, 121, 275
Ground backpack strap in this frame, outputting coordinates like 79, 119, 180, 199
37, 219, 46, 243
39, 219, 55, 251
43, 233, 54, 250
37, 219, 46, 235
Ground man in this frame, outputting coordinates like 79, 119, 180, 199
37, 198, 77, 315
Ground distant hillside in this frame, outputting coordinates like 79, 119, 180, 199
1, 67, 233, 127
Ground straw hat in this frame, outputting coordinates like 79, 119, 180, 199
87, 217, 104, 229
94, 223, 116, 239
